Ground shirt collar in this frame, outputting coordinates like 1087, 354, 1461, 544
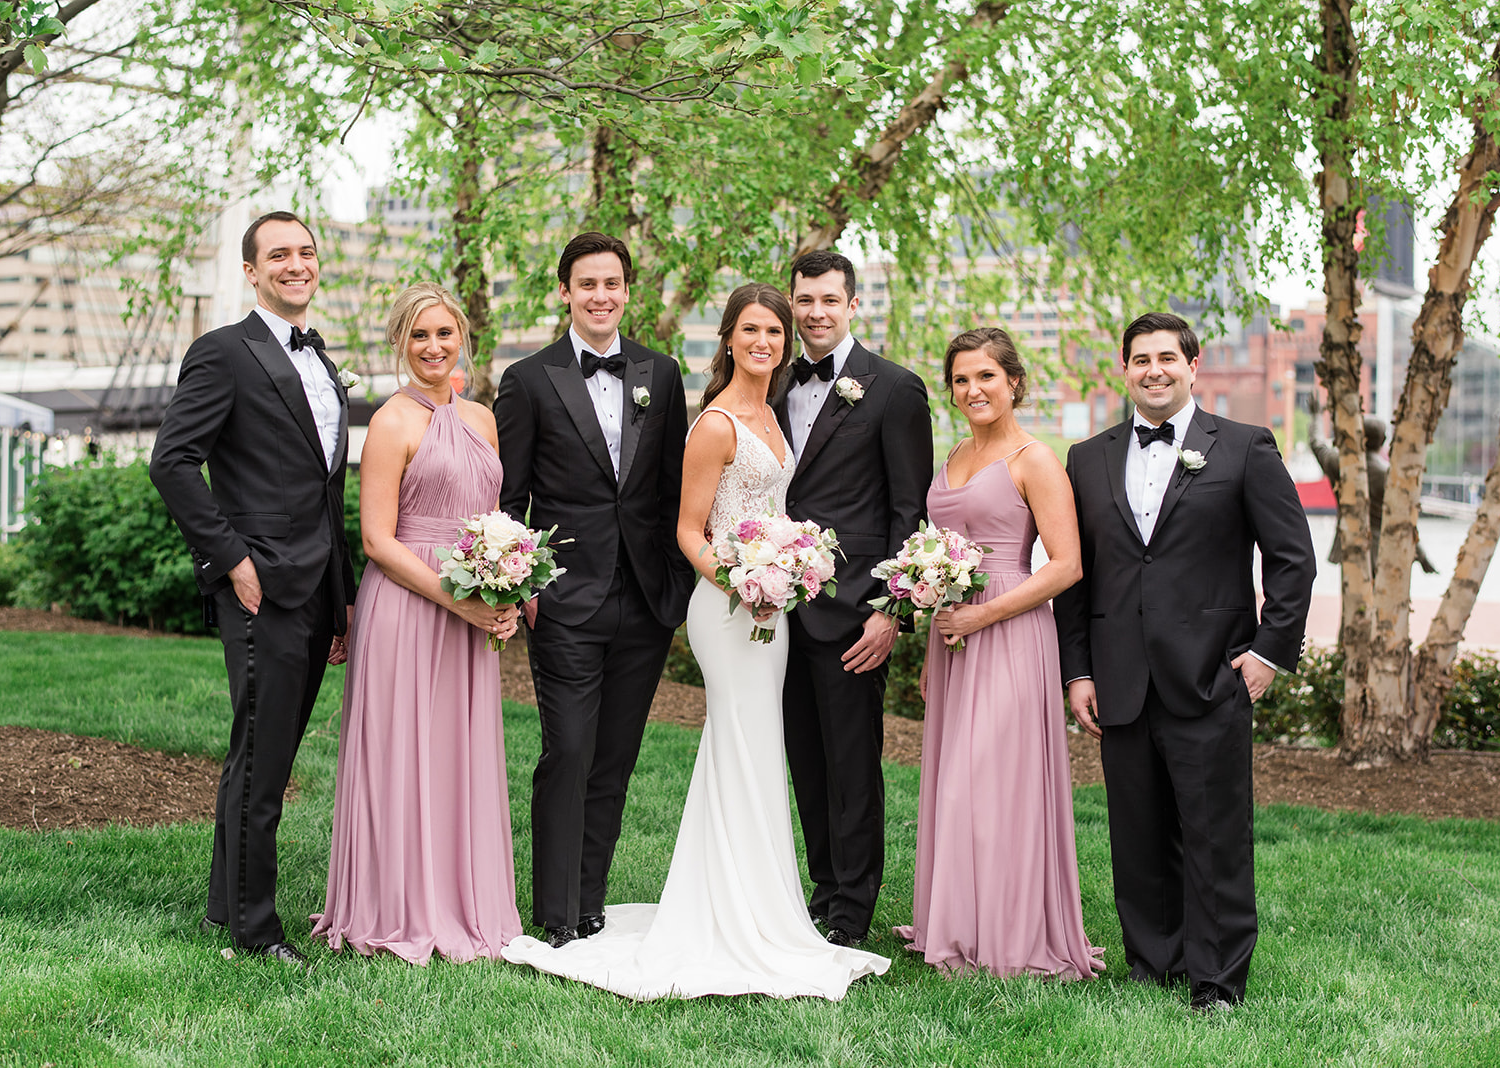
1132, 399, 1197, 445
569, 324, 622, 362
254, 305, 302, 353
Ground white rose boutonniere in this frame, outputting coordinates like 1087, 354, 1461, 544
835, 376, 864, 406
338, 368, 361, 391
632, 385, 651, 409
1177, 447, 1206, 473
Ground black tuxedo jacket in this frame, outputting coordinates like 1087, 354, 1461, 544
495, 334, 693, 629
773, 341, 932, 643
1053, 406, 1315, 725
150, 311, 356, 626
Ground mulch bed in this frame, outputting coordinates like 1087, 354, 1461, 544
3, 607, 1497, 830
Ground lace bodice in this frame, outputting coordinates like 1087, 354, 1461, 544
694, 406, 795, 539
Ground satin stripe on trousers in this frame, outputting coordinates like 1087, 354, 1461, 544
782, 616, 888, 940
1100, 678, 1256, 1003
206, 584, 331, 948
527, 566, 674, 929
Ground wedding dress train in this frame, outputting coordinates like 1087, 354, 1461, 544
503, 408, 889, 999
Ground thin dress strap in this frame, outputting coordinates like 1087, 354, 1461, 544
688, 405, 741, 438
1001, 439, 1041, 463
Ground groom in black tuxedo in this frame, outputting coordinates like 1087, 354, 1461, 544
1054, 311, 1315, 1010
151, 211, 356, 966
495, 232, 693, 947
773, 250, 931, 946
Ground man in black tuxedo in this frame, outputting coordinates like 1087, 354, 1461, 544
1054, 311, 1315, 1010
494, 232, 693, 947
151, 211, 356, 967
773, 250, 932, 946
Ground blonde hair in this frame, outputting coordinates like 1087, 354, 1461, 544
385, 282, 477, 396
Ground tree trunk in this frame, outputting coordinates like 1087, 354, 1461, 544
792, 1, 1012, 259
452, 99, 495, 406
1411, 437, 1500, 755
1378, 41, 1500, 759
1314, 0, 1380, 764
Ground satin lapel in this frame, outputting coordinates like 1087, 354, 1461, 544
616, 355, 652, 491
797, 346, 871, 473
318, 351, 349, 472
245, 332, 324, 467
1152, 407, 1218, 538
1104, 422, 1141, 545
543, 347, 616, 484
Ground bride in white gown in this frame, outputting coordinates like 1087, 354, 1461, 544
503, 284, 890, 1000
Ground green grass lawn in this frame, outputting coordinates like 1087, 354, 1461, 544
2, 631, 1498, 1067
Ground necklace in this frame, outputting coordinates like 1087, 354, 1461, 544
732, 380, 773, 434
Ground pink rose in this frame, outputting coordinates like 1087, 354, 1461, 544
765, 515, 800, 547
500, 553, 529, 580
801, 573, 822, 599
519, 537, 536, 553
736, 519, 764, 541
794, 533, 816, 548
757, 567, 792, 605
911, 580, 941, 609
738, 576, 763, 604
457, 533, 476, 552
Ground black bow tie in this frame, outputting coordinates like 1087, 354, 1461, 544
1135, 423, 1176, 448
581, 351, 626, 379
289, 326, 325, 354
792, 357, 835, 385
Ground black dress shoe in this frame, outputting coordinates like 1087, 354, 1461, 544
199, 916, 227, 937
1189, 986, 1239, 1013
1189, 994, 1236, 1014
249, 941, 309, 968
544, 925, 578, 949
826, 928, 863, 948
576, 912, 606, 939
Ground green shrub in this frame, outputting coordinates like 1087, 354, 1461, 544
14, 458, 205, 632
1435, 652, 1500, 752
9, 460, 365, 632
343, 473, 368, 580
884, 613, 929, 720
1255, 644, 1345, 745
663, 625, 704, 688
0, 540, 26, 605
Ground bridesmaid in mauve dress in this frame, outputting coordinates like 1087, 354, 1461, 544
895, 327, 1104, 980
312, 283, 522, 964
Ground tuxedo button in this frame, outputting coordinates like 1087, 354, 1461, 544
1143, 554, 1153, 563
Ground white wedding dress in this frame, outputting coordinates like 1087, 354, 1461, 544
503, 408, 890, 1000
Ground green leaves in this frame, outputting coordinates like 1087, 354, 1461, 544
4, 0, 69, 72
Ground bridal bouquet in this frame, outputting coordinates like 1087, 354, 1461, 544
712, 511, 840, 644
868, 521, 990, 650
436, 509, 567, 650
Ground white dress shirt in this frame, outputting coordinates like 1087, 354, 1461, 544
786, 333, 856, 461
255, 306, 340, 469
571, 325, 624, 479
1126, 400, 1197, 544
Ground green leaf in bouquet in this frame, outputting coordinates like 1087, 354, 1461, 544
480, 587, 500, 607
